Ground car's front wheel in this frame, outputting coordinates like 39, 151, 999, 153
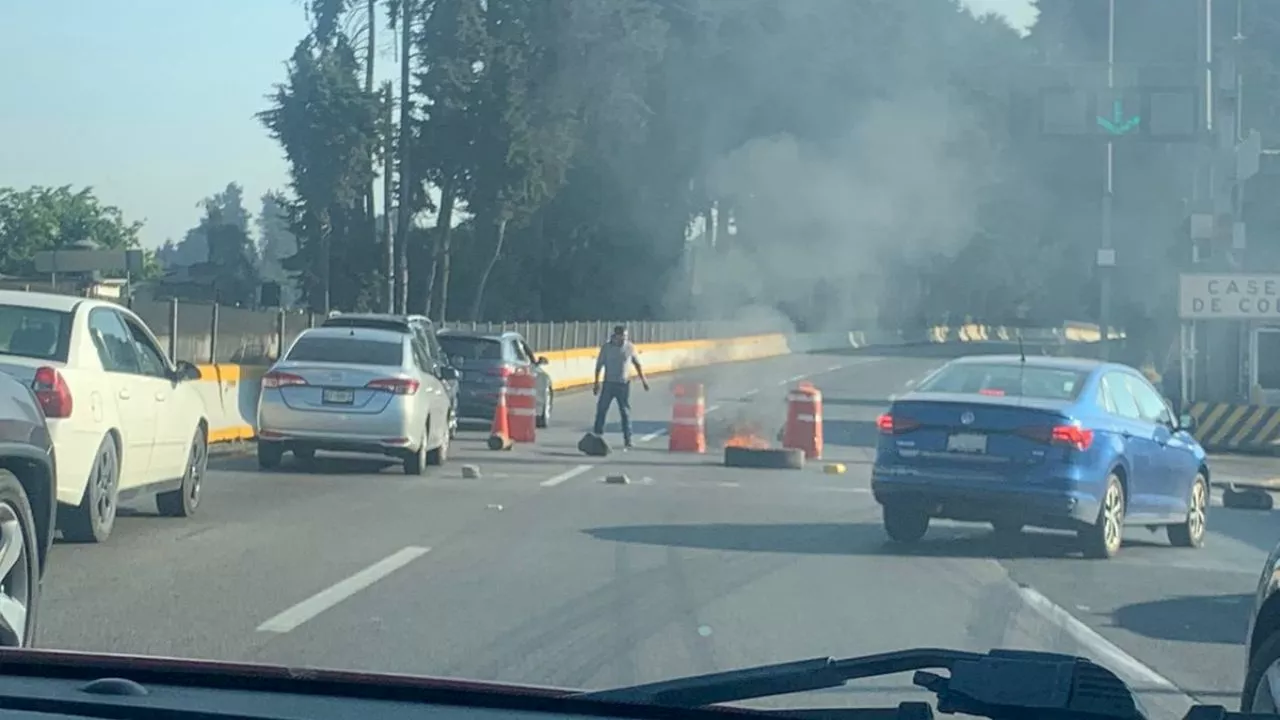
0, 470, 40, 647
1243, 631, 1280, 712
1168, 472, 1208, 548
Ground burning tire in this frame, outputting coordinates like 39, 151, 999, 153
723, 446, 805, 470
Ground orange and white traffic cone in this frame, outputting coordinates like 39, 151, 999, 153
487, 388, 514, 451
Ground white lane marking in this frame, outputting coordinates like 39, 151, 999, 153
742, 388, 759, 397
257, 546, 430, 634
1016, 586, 1188, 697
706, 404, 721, 413
827, 364, 842, 372
541, 464, 594, 487
639, 429, 667, 442
719, 482, 741, 488
777, 374, 807, 386
814, 487, 871, 494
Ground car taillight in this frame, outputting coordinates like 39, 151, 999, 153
1015, 424, 1093, 450
32, 366, 72, 419
367, 378, 420, 395
263, 371, 308, 389
877, 413, 920, 435
978, 388, 1005, 396
487, 365, 514, 378
1051, 425, 1094, 451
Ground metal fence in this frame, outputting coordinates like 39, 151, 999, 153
125, 298, 793, 364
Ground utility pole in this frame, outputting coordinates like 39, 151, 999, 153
1099, 0, 1116, 360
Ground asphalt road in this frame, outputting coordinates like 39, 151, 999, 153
33, 346, 1280, 718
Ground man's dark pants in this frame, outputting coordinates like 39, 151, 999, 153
593, 381, 632, 445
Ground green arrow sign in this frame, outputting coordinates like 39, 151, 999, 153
1096, 99, 1140, 135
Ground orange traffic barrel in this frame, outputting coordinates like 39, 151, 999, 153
783, 383, 823, 459
507, 370, 538, 443
669, 383, 706, 453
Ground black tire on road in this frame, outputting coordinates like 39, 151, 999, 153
1167, 472, 1208, 548
60, 435, 120, 544
0, 470, 40, 647
157, 426, 207, 518
1082, 473, 1125, 559
883, 505, 929, 544
723, 446, 805, 470
257, 442, 283, 471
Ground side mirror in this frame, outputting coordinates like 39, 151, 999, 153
536, 356, 549, 366
1178, 413, 1197, 432
174, 360, 202, 382
440, 366, 460, 381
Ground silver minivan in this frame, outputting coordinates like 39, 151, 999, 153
256, 326, 454, 474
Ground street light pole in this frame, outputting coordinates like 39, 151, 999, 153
1100, 0, 1115, 358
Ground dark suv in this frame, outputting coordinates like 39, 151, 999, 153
321, 313, 460, 437
0, 370, 56, 647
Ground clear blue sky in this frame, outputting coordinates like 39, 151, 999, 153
0, 0, 1034, 250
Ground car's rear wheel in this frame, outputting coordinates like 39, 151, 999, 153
0, 471, 39, 647
1081, 473, 1125, 559
404, 428, 428, 475
60, 435, 119, 544
157, 426, 207, 518
1167, 472, 1208, 548
427, 425, 449, 466
537, 389, 552, 429
257, 442, 283, 470
883, 504, 929, 544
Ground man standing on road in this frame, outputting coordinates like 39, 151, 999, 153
593, 325, 649, 449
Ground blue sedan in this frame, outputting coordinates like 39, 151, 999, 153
870, 355, 1209, 559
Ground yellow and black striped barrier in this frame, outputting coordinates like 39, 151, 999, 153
1188, 402, 1280, 454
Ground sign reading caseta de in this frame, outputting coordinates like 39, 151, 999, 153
1179, 274, 1280, 319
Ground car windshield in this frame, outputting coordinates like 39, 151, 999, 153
916, 363, 1088, 401
0, 304, 69, 361
439, 336, 502, 361
11, 1, 1244, 717
285, 336, 402, 366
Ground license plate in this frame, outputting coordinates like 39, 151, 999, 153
947, 433, 987, 453
322, 388, 355, 405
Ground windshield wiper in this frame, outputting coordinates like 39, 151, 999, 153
577, 648, 1146, 720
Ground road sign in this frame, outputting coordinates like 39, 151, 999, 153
1179, 274, 1280, 319
33, 249, 144, 275
1036, 86, 1201, 141
1097, 98, 1140, 136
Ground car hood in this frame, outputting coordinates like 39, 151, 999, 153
0, 648, 574, 698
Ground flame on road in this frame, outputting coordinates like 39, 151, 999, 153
724, 421, 770, 449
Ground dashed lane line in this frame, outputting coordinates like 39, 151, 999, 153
540, 464, 595, 488
257, 546, 431, 634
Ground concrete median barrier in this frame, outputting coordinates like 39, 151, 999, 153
192, 321, 1111, 446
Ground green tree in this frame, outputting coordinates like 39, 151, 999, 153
260, 35, 381, 312
0, 185, 142, 276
